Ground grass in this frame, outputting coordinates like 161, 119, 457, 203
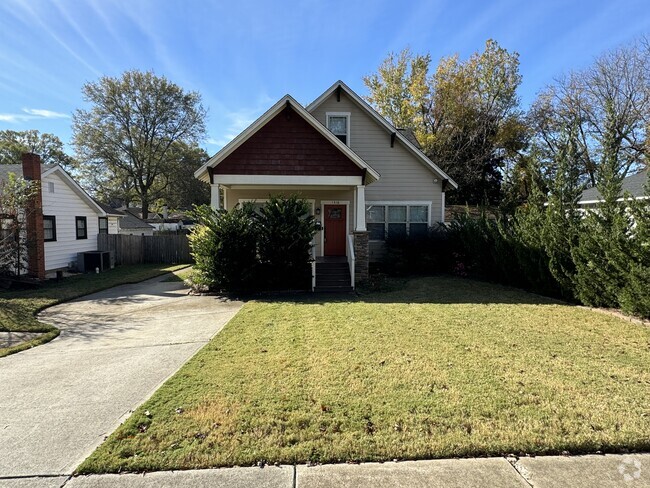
78, 276, 650, 473
161, 266, 194, 283
0, 263, 189, 358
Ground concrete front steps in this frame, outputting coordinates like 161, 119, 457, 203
314, 260, 353, 293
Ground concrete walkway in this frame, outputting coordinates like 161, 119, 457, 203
2, 454, 647, 487
0, 274, 243, 480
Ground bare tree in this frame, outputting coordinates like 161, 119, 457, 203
0, 172, 40, 279
530, 40, 650, 186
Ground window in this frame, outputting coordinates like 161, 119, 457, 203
98, 217, 108, 234
47, 181, 55, 193
239, 199, 315, 216
43, 216, 56, 242
326, 112, 350, 145
365, 203, 430, 241
75, 216, 87, 240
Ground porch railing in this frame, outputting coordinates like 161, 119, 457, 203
311, 246, 316, 291
347, 234, 355, 288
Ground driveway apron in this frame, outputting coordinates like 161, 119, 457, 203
0, 275, 242, 478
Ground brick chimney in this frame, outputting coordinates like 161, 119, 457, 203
22, 153, 46, 280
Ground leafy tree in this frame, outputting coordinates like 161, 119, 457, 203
88, 142, 210, 212
363, 48, 432, 134
0, 130, 74, 166
0, 172, 40, 278
156, 143, 210, 211
72, 70, 207, 218
364, 40, 527, 205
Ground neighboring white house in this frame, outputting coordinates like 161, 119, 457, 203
578, 169, 648, 208
0, 154, 109, 278
194, 81, 458, 290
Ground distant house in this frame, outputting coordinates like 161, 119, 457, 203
0, 153, 109, 279
578, 169, 648, 207
118, 208, 155, 236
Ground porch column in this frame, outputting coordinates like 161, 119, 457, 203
441, 191, 446, 223
211, 184, 221, 210
355, 185, 366, 232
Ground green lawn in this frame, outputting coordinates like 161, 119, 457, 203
0, 264, 189, 357
78, 276, 650, 473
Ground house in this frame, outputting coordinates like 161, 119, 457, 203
578, 169, 648, 207
116, 208, 155, 236
0, 153, 109, 279
194, 81, 457, 290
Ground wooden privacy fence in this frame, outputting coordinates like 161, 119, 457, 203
98, 234, 192, 265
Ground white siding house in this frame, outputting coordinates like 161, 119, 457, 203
40, 165, 107, 272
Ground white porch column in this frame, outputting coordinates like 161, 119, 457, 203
441, 191, 446, 223
355, 185, 366, 232
211, 184, 221, 210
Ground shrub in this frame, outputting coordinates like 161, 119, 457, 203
256, 195, 318, 290
189, 204, 258, 292
189, 195, 318, 293
382, 226, 452, 276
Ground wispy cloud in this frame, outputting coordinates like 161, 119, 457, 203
0, 108, 70, 123
207, 93, 276, 150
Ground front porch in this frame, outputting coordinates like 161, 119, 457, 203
210, 181, 370, 290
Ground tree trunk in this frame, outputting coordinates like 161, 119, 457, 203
141, 194, 149, 220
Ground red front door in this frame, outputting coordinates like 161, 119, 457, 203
324, 204, 346, 256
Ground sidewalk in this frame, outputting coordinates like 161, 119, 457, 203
3, 453, 647, 488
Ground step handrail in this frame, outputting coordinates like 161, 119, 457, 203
347, 234, 355, 288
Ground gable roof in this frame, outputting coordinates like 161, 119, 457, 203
1, 163, 106, 216
195, 95, 380, 184
119, 212, 155, 229
41, 165, 107, 216
307, 80, 458, 189
96, 201, 124, 216
579, 169, 648, 204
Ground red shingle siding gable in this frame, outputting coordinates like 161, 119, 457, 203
213, 106, 364, 176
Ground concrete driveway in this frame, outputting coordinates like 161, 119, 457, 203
0, 274, 242, 481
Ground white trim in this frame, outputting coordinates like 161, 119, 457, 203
365, 200, 433, 241
195, 95, 380, 184
210, 184, 220, 210
307, 80, 458, 189
578, 195, 649, 205
320, 200, 350, 257
41, 165, 106, 216
441, 192, 446, 223
326, 111, 351, 146
213, 175, 363, 186
355, 185, 366, 231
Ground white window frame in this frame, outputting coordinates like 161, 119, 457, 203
365, 201, 432, 241
326, 112, 351, 146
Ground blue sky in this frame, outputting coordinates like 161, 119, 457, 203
1, 0, 649, 155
